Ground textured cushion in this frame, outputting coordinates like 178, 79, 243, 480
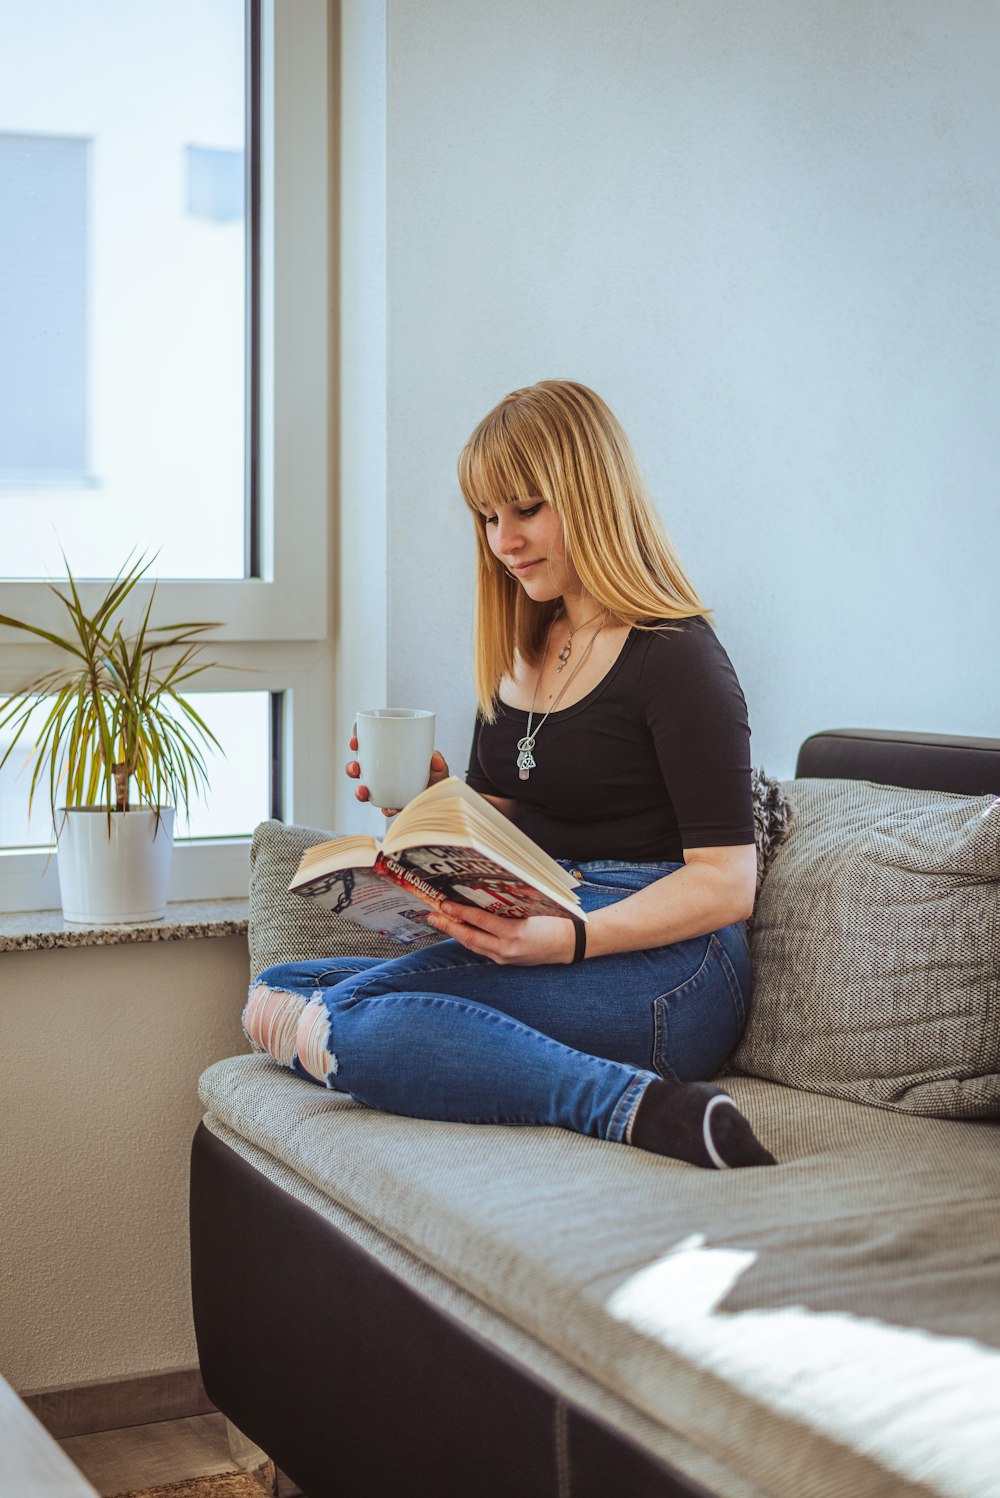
248, 818, 444, 981
731, 778, 1000, 1117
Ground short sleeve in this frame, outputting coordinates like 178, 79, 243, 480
639, 621, 754, 848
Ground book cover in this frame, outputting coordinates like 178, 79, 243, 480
289, 863, 440, 944
378, 849, 575, 920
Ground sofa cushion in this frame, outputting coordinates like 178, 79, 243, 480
731, 778, 1000, 1118
199, 1053, 1000, 1498
248, 818, 445, 981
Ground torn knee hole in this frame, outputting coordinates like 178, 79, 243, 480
242, 983, 307, 1067
295, 998, 338, 1084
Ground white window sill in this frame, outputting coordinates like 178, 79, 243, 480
0, 898, 248, 953
0, 838, 252, 914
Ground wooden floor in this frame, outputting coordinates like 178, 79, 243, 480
58, 1414, 304, 1497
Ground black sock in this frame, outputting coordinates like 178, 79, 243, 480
629, 1079, 776, 1169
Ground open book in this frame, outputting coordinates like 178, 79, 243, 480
288, 776, 585, 944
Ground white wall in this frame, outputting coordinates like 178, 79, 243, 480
2, 937, 248, 1390
361, 0, 1000, 782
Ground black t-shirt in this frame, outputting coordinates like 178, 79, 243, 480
466, 617, 754, 862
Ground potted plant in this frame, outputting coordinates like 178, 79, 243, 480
0, 555, 222, 925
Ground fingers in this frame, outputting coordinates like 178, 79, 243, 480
346, 765, 398, 813
428, 902, 517, 960
427, 909, 575, 967
350, 745, 444, 776
429, 902, 480, 935
428, 907, 503, 961
439, 901, 503, 934
346, 753, 379, 806
428, 750, 450, 785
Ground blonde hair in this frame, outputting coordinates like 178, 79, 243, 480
457, 380, 709, 719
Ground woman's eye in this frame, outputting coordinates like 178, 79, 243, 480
483, 502, 542, 526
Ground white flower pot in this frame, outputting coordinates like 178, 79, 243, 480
57, 807, 176, 926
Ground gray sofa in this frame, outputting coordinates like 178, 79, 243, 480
190, 727, 1000, 1498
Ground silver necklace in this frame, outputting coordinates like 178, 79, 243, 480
556, 607, 605, 672
516, 611, 607, 781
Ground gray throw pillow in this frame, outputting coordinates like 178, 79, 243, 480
248, 819, 444, 982
729, 778, 1000, 1118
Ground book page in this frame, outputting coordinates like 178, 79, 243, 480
291, 833, 381, 883
386, 777, 577, 894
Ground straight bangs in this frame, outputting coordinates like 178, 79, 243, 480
458, 414, 548, 519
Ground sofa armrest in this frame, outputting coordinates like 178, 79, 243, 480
795, 727, 1000, 794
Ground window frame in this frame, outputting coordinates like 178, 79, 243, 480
0, 0, 334, 911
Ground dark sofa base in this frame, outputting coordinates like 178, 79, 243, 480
190, 1123, 712, 1498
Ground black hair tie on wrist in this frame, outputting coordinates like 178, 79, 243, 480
571, 920, 587, 964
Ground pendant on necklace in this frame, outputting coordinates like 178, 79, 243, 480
556, 641, 571, 673
516, 735, 536, 781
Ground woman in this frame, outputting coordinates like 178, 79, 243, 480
245, 380, 775, 1169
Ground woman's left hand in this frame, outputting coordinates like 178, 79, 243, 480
427, 903, 578, 966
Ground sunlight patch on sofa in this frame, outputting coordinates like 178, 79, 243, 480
606, 1236, 999, 1498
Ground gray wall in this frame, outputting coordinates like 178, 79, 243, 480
361, 0, 999, 786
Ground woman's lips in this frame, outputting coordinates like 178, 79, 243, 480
511, 560, 541, 574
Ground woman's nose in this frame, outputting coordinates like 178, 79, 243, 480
494, 512, 522, 554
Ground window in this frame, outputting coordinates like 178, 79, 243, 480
0, 0, 335, 912
0, 691, 275, 848
0, 3, 248, 581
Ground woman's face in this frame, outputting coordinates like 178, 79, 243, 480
483, 498, 583, 603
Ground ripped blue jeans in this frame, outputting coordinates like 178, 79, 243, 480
249, 860, 751, 1144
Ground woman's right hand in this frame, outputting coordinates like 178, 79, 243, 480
345, 731, 449, 817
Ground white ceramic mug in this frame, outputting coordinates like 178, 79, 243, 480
356, 708, 436, 810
